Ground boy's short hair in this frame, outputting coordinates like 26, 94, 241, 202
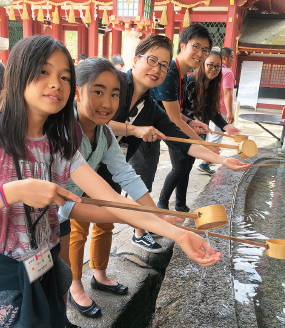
80, 53, 86, 60
178, 23, 213, 54
111, 54, 125, 67
220, 47, 233, 58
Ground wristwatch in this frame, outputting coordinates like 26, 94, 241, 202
186, 119, 192, 125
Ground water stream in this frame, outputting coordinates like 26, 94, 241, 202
231, 164, 285, 327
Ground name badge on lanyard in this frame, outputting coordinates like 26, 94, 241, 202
21, 241, 54, 283
13, 139, 55, 284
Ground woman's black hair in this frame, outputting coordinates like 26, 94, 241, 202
75, 57, 126, 121
178, 23, 213, 54
135, 35, 173, 62
193, 49, 222, 123
0, 35, 77, 160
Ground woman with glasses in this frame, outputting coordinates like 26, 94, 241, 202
185, 49, 239, 175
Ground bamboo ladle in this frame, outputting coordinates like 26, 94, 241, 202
65, 197, 228, 230
174, 224, 285, 260
160, 136, 258, 159
204, 129, 248, 143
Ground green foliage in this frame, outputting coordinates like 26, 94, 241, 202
65, 31, 78, 59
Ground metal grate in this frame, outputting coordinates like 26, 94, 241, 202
143, 0, 152, 21
193, 22, 226, 50
8, 20, 23, 51
117, 0, 139, 17
270, 64, 285, 86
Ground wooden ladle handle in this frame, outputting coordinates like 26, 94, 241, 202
161, 136, 239, 150
174, 223, 266, 248
63, 196, 198, 219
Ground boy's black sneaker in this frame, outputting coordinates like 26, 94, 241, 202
198, 163, 215, 176
157, 201, 169, 210
132, 232, 163, 253
174, 204, 190, 213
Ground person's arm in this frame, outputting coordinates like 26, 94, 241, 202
69, 164, 221, 267
181, 113, 209, 134
163, 101, 202, 140
212, 113, 240, 135
163, 101, 219, 154
108, 120, 166, 142
2, 179, 81, 210
224, 88, 234, 124
187, 144, 250, 171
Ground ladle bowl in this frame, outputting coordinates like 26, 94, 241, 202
265, 239, 285, 260
193, 204, 228, 230
238, 139, 258, 159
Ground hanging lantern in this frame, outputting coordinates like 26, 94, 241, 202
53, 6, 60, 24
160, 6, 167, 25
37, 5, 44, 22
84, 6, 92, 24
22, 3, 30, 20
183, 8, 190, 28
68, 5, 75, 23
102, 7, 109, 25
9, 4, 16, 20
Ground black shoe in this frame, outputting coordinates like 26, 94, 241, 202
132, 232, 163, 253
198, 163, 215, 176
157, 201, 169, 210
67, 291, 101, 318
175, 204, 190, 212
65, 316, 81, 328
91, 276, 128, 295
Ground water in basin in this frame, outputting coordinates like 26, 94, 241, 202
232, 164, 285, 327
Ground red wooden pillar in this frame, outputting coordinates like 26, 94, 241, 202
52, 16, 62, 41
82, 24, 88, 57
224, 3, 238, 75
102, 31, 109, 58
88, 3, 98, 58
165, 3, 174, 41
77, 24, 83, 60
0, 8, 9, 65
33, 20, 42, 35
23, 4, 33, 38
112, 28, 122, 56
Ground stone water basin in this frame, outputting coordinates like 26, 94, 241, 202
152, 152, 285, 328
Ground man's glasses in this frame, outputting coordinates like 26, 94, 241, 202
206, 63, 222, 71
138, 55, 170, 73
188, 42, 210, 56
226, 55, 234, 59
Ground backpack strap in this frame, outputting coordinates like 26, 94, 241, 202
103, 125, 113, 149
74, 117, 83, 149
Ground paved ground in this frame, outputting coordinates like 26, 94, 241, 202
67, 107, 284, 327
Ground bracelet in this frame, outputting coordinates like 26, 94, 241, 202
186, 119, 192, 125
125, 122, 128, 137
0, 184, 9, 208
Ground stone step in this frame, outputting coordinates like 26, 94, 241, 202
67, 226, 175, 328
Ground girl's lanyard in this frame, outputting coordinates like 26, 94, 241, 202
12, 140, 54, 250
175, 58, 187, 111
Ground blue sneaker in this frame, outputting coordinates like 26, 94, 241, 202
198, 163, 215, 176
157, 202, 169, 210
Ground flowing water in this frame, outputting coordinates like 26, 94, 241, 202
231, 164, 285, 327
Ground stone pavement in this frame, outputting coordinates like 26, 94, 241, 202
67, 107, 283, 328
